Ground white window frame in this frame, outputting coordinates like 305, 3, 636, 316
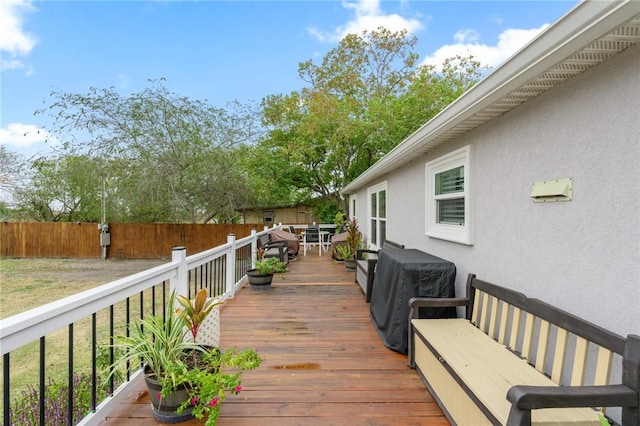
349, 194, 357, 219
425, 145, 473, 245
367, 182, 387, 250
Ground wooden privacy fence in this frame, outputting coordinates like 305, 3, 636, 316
0, 222, 263, 259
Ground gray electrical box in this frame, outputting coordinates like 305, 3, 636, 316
100, 233, 111, 246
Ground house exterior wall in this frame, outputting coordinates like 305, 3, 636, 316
355, 42, 639, 338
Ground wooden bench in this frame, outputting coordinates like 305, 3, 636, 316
355, 240, 404, 302
408, 274, 639, 426
258, 233, 289, 264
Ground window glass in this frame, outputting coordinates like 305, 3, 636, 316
437, 198, 465, 225
371, 219, 377, 244
435, 166, 464, 195
379, 190, 386, 218
371, 193, 377, 216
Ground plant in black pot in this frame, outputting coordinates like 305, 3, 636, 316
105, 289, 262, 425
246, 249, 287, 289
339, 218, 362, 271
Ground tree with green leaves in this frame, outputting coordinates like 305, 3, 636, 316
35, 80, 262, 223
13, 155, 103, 222
255, 27, 486, 214
0, 146, 24, 199
0, 146, 26, 220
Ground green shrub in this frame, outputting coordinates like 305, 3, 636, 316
10, 373, 110, 425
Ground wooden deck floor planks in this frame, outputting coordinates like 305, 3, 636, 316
100, 250, 448, 425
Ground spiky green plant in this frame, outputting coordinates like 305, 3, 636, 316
106, 291, 203, 388
176, 289, 223, 342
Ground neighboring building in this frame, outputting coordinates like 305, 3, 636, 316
241, 204, 317, 226
343, 0, 639, 345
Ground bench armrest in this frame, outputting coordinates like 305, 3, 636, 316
407, 297, 470, 368
264, 240, 288, 249
506, 384, 638, 426
356, 249, 378, 260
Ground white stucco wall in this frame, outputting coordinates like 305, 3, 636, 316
355, 42, 639, 339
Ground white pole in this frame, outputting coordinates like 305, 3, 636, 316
226, 234, 236, 298
170, 247, 188, 297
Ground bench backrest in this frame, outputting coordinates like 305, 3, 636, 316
466, 274, 629, 390
258, 233, 270, 248
382, 240, 404, 250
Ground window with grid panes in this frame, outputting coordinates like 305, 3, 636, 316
425, 146, 473, 245
368, 183, 387, 249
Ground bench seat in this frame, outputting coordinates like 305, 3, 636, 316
412, 318, 600, 425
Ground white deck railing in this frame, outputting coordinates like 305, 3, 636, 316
0, 227, 277, 426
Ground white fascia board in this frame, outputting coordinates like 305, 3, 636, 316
343, 0, 640, 194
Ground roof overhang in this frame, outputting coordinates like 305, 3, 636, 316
343, 0, 640, 194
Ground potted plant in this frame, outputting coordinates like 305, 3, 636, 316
246, 249, 287, 289
333, 212, 347, 234
105, 289, 262, 425
340, 218, 362, 271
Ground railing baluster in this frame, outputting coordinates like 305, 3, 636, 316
3, 353, 9, 425
152, 285, 156, 316
68, 323, 74, 425
39, 337, 45, 426
109, 305, 114, 394
125, 297, 130, 381
91, 313, 97, 411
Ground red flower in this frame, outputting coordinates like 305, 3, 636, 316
208, 397, 219, 407
191, 396, 199, 406
156, 393, 161, 400
234, 386, 242, 394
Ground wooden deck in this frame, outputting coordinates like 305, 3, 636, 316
100, 250, 448, 425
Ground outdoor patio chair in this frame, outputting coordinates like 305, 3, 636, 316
303, 225, 321, 256
258, 233, 289, 264
289, 225, 303, 241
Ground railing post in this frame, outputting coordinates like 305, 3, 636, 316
226, 234, 236, 298
251, 229, 258, 269
170, 246, 188, 298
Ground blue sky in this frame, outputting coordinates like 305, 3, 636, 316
1, 0, 578, 158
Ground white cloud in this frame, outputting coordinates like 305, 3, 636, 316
454, 29, 480, 44
308, 0, 425, 42
0, 123, 54, 148
0, 0, 37, 72
421, 24, 550, 70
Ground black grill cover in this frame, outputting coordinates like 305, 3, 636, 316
370, 249, 456, 354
